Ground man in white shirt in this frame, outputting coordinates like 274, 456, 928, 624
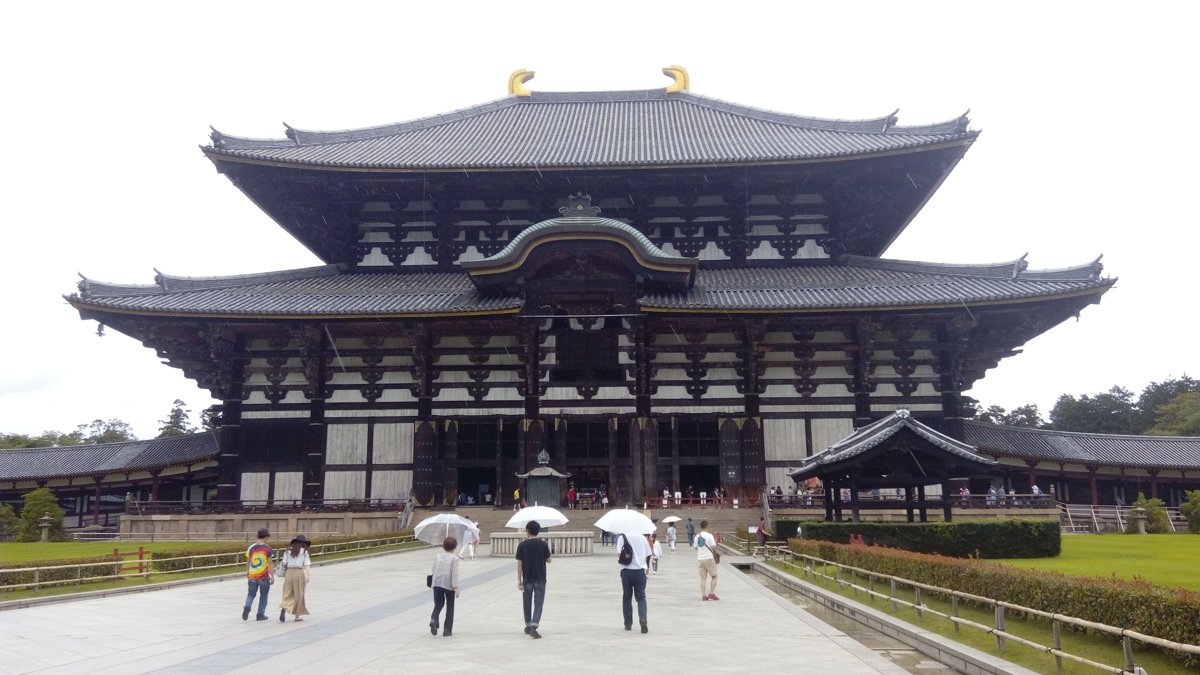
696, 520, 719, 601
616, 531, 653, 633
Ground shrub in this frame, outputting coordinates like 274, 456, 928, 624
798, 519, 1060, 558
787, 538, 1200, 659
17, 488, 66, 542
1125, 492, 1171, 534
0, 555, 120, 590
1179, 489, 1200, 534
0, 504, 19, 539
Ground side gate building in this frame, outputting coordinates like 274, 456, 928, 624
62, 67, 1119, 509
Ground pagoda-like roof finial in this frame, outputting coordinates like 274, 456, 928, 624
508, 69, 535, 97
663, 65, 689, 93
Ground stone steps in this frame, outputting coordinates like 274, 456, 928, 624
409, 504, 763, 543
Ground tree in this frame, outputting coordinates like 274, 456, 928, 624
1124, 492, 1171, 534
1180, 489, 1200, 534
1145, 392, 1200, 436
973, 403, 1045, 428
200, 404, 222, 432
75, 419, 136, 444
1135, 375, 1200, 433
17, 487, 67, 542
0, 503, 19, 539
1049, 386, 1138, 434
157, 399, 196, 438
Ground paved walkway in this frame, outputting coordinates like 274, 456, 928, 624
1, 545, 913, 674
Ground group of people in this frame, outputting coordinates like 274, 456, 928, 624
244, 516, 727, 640
240, 528, 312, 624
429, 517, 723, 640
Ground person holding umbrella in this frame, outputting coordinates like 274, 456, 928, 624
429, 536, 461, 636
595, 507, 656, 634
278, 534, 311, 622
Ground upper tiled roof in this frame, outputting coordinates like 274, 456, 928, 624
68, 256, 1111, 318
204, 90, 976, 170
0, 433, 218, 482
790, 409, 995, 479
962, 421, 1200, 470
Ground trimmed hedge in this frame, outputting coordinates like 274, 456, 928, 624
148, 531, 416, 572
0, 555, 120, 588
796, 519, 1060, 558
788, 538, 1200, 661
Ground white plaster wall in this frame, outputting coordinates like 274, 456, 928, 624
811, 417, 856, 453
373, 423, 413, 464
371, 470, 411, 500
240, 472, 269, 501
324, 471, 366, 500
327, 424, 368, 464
274, 472, 304, 501
764, 418, 806, 462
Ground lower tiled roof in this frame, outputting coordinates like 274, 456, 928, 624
69, 256, 1111, 318
962, 421, 1200, 470
0, 433, 219, 482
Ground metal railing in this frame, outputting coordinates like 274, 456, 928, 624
1058, 503, 1187, 534
754, 542, 1199, 673
0, 534, 418, 593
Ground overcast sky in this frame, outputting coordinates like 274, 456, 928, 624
2, 2, 1197, 439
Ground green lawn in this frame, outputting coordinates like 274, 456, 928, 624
992, 533, 1200, 592
0, 541, 218, 564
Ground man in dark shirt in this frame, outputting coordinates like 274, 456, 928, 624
515, 520, 552, 639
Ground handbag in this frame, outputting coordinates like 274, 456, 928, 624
426, 574, 433, 588
275, 561, 287, 577
712, 547, 721, 564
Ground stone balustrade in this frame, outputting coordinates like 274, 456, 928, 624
490, 530, 594, 557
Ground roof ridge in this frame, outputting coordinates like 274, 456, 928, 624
207, 90, 977, 152
76, 265, 343, 299
963, 419, 1200, 441
845, 255, 1106, 281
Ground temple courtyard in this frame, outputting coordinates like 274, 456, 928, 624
0, 544, 981, 674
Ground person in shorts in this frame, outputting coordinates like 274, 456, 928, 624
695, 520, 719, 601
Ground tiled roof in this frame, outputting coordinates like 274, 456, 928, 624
70, 266, 522, 317
0, 433, 219, 482
962, 421, 1200, 470
204, 90, 976, 170
789, 409, 995, 479
68, 256, 1111, 318
642, 256, 1112, 311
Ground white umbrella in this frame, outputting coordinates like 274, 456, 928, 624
505, 505, 569, 529
594, 507, 656, 536
413, 514, 480, 546
661, 515, 683, 524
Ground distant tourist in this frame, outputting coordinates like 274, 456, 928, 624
429, 536, 461, 636
242, 528, 273, 621
279, 534, 311, 622
756, 517, 770, 549
666, 522, 677, 552
515, 520, 552, 639
696, 520, 719, 601
685, 518, 696, 547
616, 531, 653, 633
650, 534, 663, 574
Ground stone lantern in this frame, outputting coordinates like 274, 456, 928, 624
1129, 505, 1147, 534
515, 449, 571, 509
38, 511, 53, 542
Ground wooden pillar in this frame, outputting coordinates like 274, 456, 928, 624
1148, 470, 1159, 499
629, 417, 645, 503
904, 485, 915, 522
441, 420, 458, 505
149, 470, 161, 502
823, 482, 834, 522
941, 480, 953, 522
1087, 467, 1099, 506
91, 478, 103, 525
216, 360, 246, 503
832, 482, 843, 521
917, 485, 928, 522
849, 481, 861, 522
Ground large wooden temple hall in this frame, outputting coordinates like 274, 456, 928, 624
58, 66, 1131, 509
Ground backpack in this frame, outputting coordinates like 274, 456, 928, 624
617, 536, 634, 565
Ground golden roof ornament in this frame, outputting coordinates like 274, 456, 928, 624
662, 65, 689, 93
508, 69, 535, 97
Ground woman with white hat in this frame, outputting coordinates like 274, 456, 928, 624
279, 534, 311, 622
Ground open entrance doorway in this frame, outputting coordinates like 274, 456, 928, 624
456, 467, 495, 506
678, 465, 719, 500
